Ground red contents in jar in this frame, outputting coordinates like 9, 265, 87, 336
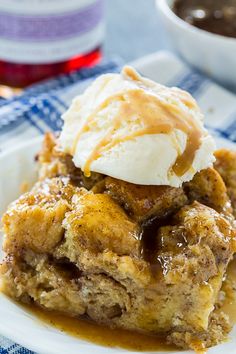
0, 46, 102, 88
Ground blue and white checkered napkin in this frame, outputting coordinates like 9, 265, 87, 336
0, 58, 121, 153
1, 51, 236, 354
0, 51, 236, 156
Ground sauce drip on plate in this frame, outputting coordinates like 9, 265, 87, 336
7, 257, 236, 352
17, 304, 175, 352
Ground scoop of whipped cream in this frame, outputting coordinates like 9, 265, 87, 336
59, 66, 216, 187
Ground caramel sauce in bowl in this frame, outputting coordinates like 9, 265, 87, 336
157, 0, 236, 89
173, 0, 236, 39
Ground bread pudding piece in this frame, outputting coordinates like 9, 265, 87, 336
1, 172, 236, 351
214, 149, 236, 217
103, 177, 187, 222
37, 132, 104, 189
184, 167, 234, 222
62, 191, 140, 257
1, 253, 85, 315
37, 132, 74, 180
2, 177, 75, 254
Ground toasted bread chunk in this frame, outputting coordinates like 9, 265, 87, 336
214, 149, 236, 216
63, 191, 140, 257
156, 202, 236, 281
184, 168, 232, 216
104, 177, 187, 222
38, 132, 104, 189
168, 311, 231, 350
37, 132, 71, 180
139, 202, 236, 342
2, 177, 76, 254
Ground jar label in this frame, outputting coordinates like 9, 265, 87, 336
0, 0, 104, 64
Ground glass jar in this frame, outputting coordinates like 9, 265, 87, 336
0, 0, 104, 87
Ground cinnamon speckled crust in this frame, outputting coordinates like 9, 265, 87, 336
37, 132, 71, 180
2, 177, 75, 254
214, 149, 236, 217
168, 311, 231, 351
37, 133, 104, 189
63, 191, 140, 257
104, 176, 188, 222
184, 167, 233, 215
1, 135, 236, 351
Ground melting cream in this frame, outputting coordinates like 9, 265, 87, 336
72, 87, 204, 177
60, 66, 216, 187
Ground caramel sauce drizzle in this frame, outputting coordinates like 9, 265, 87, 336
71, 68, 204, 178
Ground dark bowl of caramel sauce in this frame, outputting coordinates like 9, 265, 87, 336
157, 0, 236, 89
173, 0, 236, 38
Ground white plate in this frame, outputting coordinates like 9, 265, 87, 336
0, 135, 236, 354
1, 51, 236, 353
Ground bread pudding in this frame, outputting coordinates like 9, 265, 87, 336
1, 67, 236, 352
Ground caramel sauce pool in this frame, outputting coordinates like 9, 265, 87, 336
14, 258, 236, 352
19, 304, 175, 352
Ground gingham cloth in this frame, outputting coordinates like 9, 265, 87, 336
0, 52, 236, 354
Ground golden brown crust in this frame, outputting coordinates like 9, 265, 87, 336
64, 191, 140, 257
214, 149, 236, 217
184, 167, 232, 215
37, 133, 104, 189
104, 176, 187, 222
168, 311, 231, 351
37, 132, 69, 180
2, 178, 75, 254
